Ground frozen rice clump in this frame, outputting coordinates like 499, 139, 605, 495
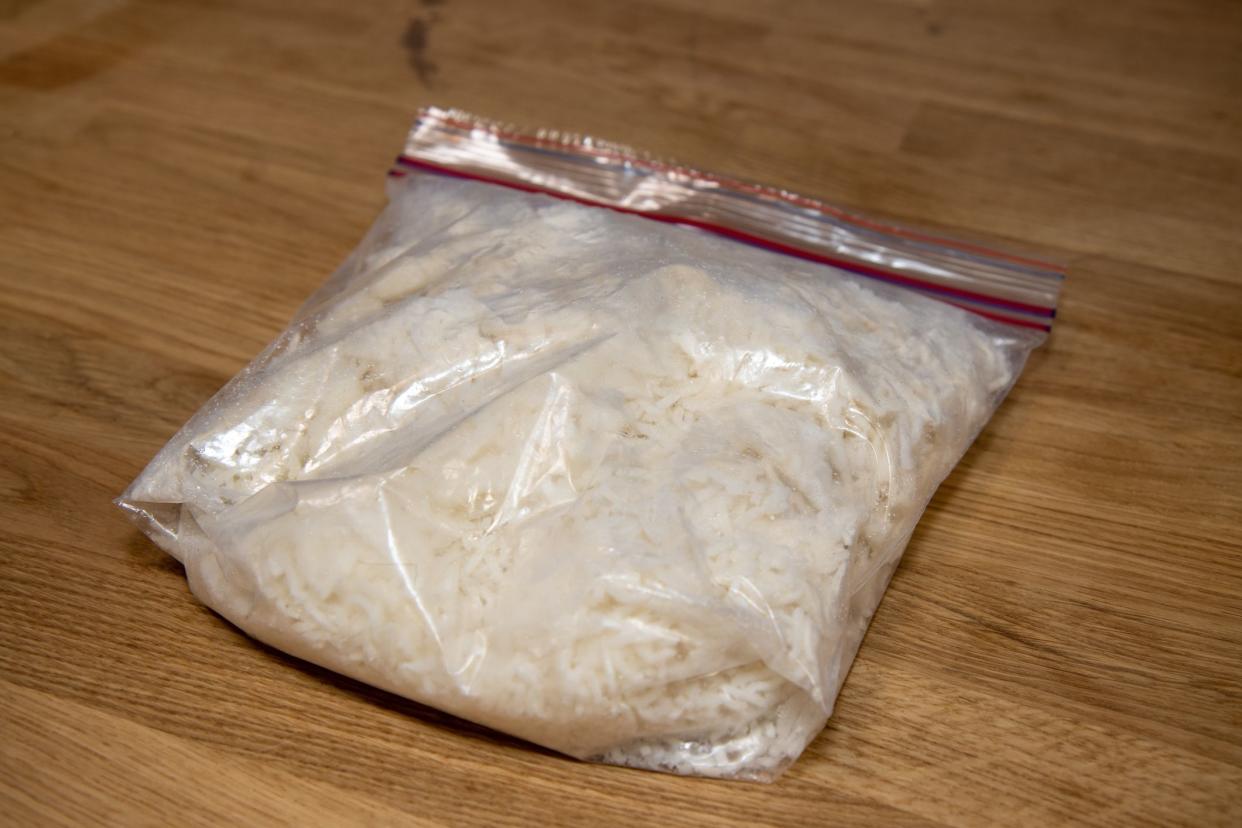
120, 175, 1025, 779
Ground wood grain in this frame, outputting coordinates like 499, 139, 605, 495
2, 0, 1240, 825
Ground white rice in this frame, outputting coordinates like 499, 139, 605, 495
120, 176, 1025, 779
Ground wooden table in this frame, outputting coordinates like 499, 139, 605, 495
3, 1, 1239, 825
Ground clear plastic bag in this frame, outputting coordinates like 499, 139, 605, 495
118, 108, 1063, 780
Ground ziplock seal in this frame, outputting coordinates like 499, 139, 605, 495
392, 107, 1064, 331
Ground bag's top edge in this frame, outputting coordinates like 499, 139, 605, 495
393, 106, 1065, 332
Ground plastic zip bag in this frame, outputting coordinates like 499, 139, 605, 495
118, 107, 1064, 780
